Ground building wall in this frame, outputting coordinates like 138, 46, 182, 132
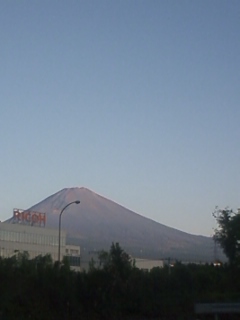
134, 258, 164, 271
0, 222, 66, 261
65, 244, 81, 271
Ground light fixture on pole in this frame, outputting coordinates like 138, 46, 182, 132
58, 200, 80, 263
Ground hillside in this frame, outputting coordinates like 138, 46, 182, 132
25, 187, 218, 263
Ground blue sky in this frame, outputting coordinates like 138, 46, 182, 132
1, 0, 239, 236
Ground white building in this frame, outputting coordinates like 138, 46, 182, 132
65, 244, 81, 271
134, 258, 164, 271
0, 209, 81, 271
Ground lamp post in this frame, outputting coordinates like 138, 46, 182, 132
58, 200, 80, 263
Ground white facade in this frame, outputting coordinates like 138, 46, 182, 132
134, 258, 164, 271
65, 244, 81, 271
0, 222, 80, 268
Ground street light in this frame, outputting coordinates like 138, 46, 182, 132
58, 200, 80, 263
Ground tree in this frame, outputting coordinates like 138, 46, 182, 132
98, 242, 134, 279
213, 207, 240, 265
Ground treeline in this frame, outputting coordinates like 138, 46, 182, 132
0, 243, 240, 320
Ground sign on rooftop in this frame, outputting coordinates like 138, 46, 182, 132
13, 208, 46, 227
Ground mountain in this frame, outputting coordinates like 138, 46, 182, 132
23, 187, 219, 264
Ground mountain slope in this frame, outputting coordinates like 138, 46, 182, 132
25, 187, 216, 262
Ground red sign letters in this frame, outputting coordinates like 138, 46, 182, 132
13, 209, 46, 227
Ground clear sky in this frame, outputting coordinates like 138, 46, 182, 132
1, 0, 239, 236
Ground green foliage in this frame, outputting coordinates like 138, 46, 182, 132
213, 207, 240, 265
1, 243, 240, 319
98, 242, 134, 278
